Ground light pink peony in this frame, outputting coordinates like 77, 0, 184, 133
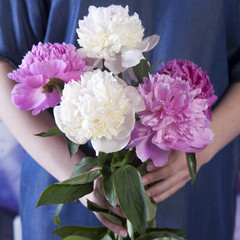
128, 73, 214, 167
158, 59, 217, 120
8, 42, 87, 115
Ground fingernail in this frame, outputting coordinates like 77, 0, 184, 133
119, 230, 127, 238
147, 162, 154, 171
146, 190, 152, 197
142, 177, 148, 186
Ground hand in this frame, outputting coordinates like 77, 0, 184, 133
142, 150, 204, 203
80, 177, 127, 238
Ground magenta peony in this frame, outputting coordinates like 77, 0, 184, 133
128, 73, 214, 167
8, 42, 87, 115
158, 59, 217, 120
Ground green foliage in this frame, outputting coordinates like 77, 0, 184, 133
185, 153, 197, 185
113, 165, 147, 235
149, 58, 163, 73
87, 200, 123, 226
36, 182, 93, 206
102, 159, 117, 208
42, 78, 64, 94
54, 204, 63, 227
132, 59, 150, 83
35, 125, 62, 137
136, 231, 185, 240
52, 226, 108, 238
66, 138, 80, 157
58, 169, 101, 185
72, 157, 98, 177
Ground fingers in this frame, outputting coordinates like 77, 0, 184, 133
142, 150, 188, 185
94, 178, 125, 218
80, 177, 126, 237
151, 176, 190, 203
142, 150, 191, 203
145, 168, 190, 202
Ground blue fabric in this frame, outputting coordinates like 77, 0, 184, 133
1, 0, 240, 239
0, 119, 25, 213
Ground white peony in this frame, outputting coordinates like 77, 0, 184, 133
53, 69, 145, 155
76, 5, 160, 74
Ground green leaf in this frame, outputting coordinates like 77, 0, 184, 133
145, 227, 186, 235
113, 165, 147, 235
72, 157, 98, 177
52, 226, 107, 238
145, 194, 157, 222
87, 200, 123, 226
35, 125, 63, 137
99, 212, 123, 226
102, 161, 116, 208
66, 138, 80, 158
87, 199, 109, 213
54, 204, 63, 227
136, 231, 185, 240
42, 78, 64, 94
127, 220, 134, 240
98, 152, 112, 166
149, 58, 163, 73
58, 169, 101, 185
36, 182, 93, 206
132, 58, 150, 83
100, 234, 112, 240
112, 150, 128, 164
61, 236, 88, 240
185, 152, 197, 185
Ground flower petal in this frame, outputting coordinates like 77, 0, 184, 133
91, 135, 130, 155
53, 106, 89, 144
46, 88, 61, 107
124, 86, 146, 112
11, 83, 46, 114
139, 34, 160, 52
121, 49, 144, 68
29, 60, 67, 78
104, 53, 126, 74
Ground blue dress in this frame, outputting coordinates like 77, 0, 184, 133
0, 0, 240, 239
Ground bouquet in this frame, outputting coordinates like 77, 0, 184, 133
8, 5, 217, 240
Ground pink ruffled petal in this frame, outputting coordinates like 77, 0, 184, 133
56, 71, 83, 83
29, 60, 67, 78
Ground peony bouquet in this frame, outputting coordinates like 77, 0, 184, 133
8, 5, 217, 240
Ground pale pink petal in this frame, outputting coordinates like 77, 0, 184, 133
139, 35, 160, 52
104, 53, 126, 74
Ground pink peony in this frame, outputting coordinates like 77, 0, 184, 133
128, 73, 214, 167
8, 42, 87, 115
158, 59, 217, 120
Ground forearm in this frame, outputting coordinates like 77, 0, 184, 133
198, 82, 240, 166
0, 59, 85, 181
